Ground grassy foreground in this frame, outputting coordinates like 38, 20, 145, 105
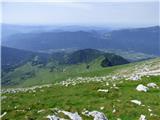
1, 76, 160, 120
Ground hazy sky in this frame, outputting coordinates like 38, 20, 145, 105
1, 0, 159, 27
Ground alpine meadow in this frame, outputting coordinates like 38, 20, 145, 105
1, 1, 160, 120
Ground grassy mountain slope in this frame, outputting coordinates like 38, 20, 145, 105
2, 48, 129, 87
1, 58, 160, 120
1, 46, 49, 72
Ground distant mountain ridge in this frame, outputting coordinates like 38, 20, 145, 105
102, 26, 160, 55
2, 26, 159, 55
1, 24, 110, 41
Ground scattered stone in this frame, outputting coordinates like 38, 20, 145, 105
55, 62, 160, 87
112, 76, 118, 80
139, 114, 146, 120
83, 110, 108, 120
150, 113, 158, 117
130, 100, 141, 105
2, 84, 52, 94
117, 118, 121, 120
0, 112, 7, 118
100, 107, 104, 110
148, 108, 152, 112
47, 115, 62, 120
114, 87, 119, 90
106, 82, 109, 86
112, 109, 116, 113
89, 111, 108, 120
129, 75, 140, 81
61, 111, 82, 120
38, 109, 45, 113
136, 84, 149, 92
97, 89, 109, 93
16, 109, 25, 112
147, 83, 158, 88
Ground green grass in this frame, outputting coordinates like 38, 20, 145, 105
1, 76, 160, 120
2, 57, 160, 88
1, 58, 160, 119
2, 56, 107, 87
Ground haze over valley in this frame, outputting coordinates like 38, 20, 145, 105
1, 1, 160, 120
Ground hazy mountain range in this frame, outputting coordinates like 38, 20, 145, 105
2, 25, 159, 56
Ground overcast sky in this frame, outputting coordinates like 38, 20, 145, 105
1, 0, 159, 27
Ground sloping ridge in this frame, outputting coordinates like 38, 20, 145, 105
1, 46, 49, 71
67, 48, 129, 66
